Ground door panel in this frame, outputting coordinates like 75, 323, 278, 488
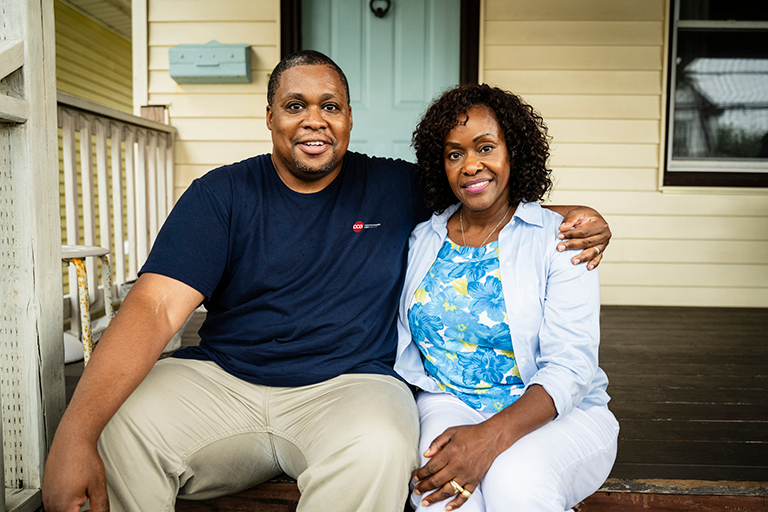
302, 0, 460, 161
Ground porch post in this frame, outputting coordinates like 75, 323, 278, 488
0, 0, 64, 505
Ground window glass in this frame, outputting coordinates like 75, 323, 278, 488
679, 0, 768, 21
672, 31, 768, 160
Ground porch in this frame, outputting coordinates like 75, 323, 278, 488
63, 305, 768, 510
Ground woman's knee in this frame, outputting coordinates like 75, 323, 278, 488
482, 455, 564, 509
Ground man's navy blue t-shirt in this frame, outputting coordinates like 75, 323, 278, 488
140, 152, 429, 387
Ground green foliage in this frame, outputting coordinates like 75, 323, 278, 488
714, 125, 763, 158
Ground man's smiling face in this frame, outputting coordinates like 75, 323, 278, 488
267, 64, 353, 191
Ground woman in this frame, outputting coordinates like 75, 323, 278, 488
395, 84, 619, 512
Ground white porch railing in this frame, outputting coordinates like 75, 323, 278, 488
57, 92, 176, 329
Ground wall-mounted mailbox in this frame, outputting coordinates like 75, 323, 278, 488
169, 41, 251, 84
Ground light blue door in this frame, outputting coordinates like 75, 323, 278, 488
302, 0, 460, 161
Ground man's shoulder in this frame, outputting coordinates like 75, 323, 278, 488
198, 154, 270, 183
187, 155, 272, 202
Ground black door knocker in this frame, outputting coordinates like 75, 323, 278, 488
370, 0, 391, 18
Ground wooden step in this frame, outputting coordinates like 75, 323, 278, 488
579, 492, 767, 511
175, 477, 768, 511
175, 480, 300, 512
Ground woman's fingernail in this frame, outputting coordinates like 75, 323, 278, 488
558, 233, 565, 239
414, 489, 421, 495
573, 259, 580, 264
421, 499, 429, 507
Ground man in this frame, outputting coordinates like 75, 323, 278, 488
42, 51, 610, 512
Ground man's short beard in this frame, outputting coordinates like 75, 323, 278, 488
293, 152, 336, 177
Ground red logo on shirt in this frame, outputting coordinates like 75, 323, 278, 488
353, 221, 364, 233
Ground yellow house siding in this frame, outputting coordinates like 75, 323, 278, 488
143, 0, 279, 199
482, 0, 768, 307
55, 0, 132, 294
55, 0, 132, 112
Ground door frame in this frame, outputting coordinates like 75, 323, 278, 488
280, 0, 480, 84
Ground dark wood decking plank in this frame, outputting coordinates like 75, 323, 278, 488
608, 386, 768, 405
617, 439, 768, 466
579, 491, 768, 511
610, 402, 768, 421
610, 463, 768, 482
601, 363, 768, 377
618, 419, 768, 442
601, 347, 767, 365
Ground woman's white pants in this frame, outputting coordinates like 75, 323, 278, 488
411, 391, 619, 512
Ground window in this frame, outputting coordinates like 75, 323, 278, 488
665, 0, 768, 187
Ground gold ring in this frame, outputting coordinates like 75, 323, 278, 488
461, 489, 472, 499
594, 246, 600, 255
449, 479, 464, 495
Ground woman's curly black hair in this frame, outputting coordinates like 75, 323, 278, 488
412, 84, 552, 213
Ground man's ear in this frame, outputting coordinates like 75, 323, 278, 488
266, 105, 273, 130
348, 105, 353, 130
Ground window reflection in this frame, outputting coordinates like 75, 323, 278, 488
672, 32, 768, 160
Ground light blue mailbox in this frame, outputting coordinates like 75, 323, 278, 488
169, 41, 251, 84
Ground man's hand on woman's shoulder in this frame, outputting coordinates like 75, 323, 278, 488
552, 205, 611, 270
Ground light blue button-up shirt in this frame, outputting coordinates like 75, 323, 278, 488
395, 201, 610, 418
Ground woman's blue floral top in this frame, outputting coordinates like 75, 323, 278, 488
408, 239, 525, 412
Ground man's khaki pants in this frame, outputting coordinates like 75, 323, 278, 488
98, 358, 420, 512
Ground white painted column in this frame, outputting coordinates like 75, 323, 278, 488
0, 0, 64, 506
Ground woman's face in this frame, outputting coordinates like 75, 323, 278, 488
443, 105, 511, 213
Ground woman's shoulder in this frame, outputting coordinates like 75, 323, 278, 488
516, 201, 564, 233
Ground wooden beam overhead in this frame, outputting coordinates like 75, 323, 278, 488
0, 93, 29, 123
0, 39, 24, 80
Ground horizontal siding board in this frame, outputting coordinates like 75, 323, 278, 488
549, 190, 768, 216
485, 21, 663, 46
522, 94, 661, 120
597, 262, 768, 288
175, 164, 220, 186
148, 22, 278, 46
551, 168, 659, 191
547, 120, 660, 144
56, 65, 132, 99
175, 140, 271, 166
485, 0, 664, 22
607, 239, 768, 265
56, 36, 132, 79
549, 143, 659, 168
173, 118, 271, 141
604, 215, 768, 241
148, 45, 278, 71
56, 18, 130, 52
148, 70, 270, 94
485, 46, 661, 71
149, 93, 268, 118
485, 70, 662, 95
149, 0, 277, 22
600, 286, 768, 307
57, 83, 132, 112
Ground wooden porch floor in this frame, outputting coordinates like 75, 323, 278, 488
64, 305, 768, 508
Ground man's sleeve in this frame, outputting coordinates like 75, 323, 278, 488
139, 178, 230, 299
406, 161, 432, 222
